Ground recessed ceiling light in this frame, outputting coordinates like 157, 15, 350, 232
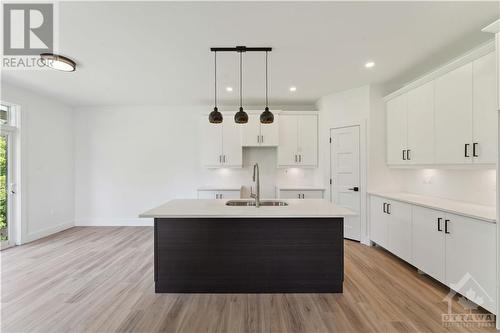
40, 53, 76, 72
226, 86, 233, 92
289, 86, 297, 92
365, 61, 375, 68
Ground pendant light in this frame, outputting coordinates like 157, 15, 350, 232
260, 51, 274, 124
234, 52, 248, 124
209, 51, 223, 123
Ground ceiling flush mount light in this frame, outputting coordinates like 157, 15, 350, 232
365, 61, 375, 68
289, 86, 297, 92
260, 51, 274, 124
40, 53, 76, 72
209, 46, 272, 124
234, 52, 248, 124
209, 51, 223, 123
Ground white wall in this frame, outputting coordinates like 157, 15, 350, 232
1, 83, 75, 243
74, 106, 321, 226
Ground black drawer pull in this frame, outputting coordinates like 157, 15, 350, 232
445, 219, 450, 234
437, 218, 442, 232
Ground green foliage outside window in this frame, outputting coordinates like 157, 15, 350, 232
0, 136, 7, 241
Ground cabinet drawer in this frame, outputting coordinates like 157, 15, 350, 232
197, 190, 241, 199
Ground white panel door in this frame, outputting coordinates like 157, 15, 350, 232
201, 120, 223, 167
278, 115, 298, 166
435, 63, 473, 164
222, 121, 242, 167
472, 52, 497, 164
412, 206, 445, 283
387, 94, 408, 165
297, 115, 318, 166
260, 113, 279, 147
444, 213, 496, 313
407, 81, 435, 164
241, 114, 261, 147
386, 201, 412, 263
370, 196, 388, 247
330, 126, 361, 241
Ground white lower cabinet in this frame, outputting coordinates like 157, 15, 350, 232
278, 189, 324, 199
369, 196, 389, 248
386, 201, 412, 263
197, 190, 241, 199
370, 195, 497, 314
444, 213, 496, 313
412, 206, 445, 283
370, 196, 411, 261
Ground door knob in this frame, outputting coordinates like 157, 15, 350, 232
348, 187, 359, 192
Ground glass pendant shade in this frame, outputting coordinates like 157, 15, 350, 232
209, 107, 223, 123
234, 107, 248, 124
260, 107, 274, 124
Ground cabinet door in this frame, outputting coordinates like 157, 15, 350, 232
445, 214, 496, 313
260, 113, 279, 147
278, 115, 298, 166
386, 201, 412, 263
435, 63, 473, 164
201, 121, 222, 167
412, 206, 445, 283
279, 190, 303, 199
407, 82, 434, 164
241, 114, 261, 147
472, 52, 497, 164
302, 190, 324, 199
297, 115, 318, 166
218, 190, 241, 199
370, 196, 388, 247
387, 94, 408, 165
222, 121, 242, 167
197, 191, 217, 199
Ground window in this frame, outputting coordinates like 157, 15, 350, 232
0, 104, 8, 125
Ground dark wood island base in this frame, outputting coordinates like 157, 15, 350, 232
154, 217, 344, 293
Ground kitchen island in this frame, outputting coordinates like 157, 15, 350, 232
140, 199, 354, 293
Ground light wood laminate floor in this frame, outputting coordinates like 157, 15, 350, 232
1, 227, 496, 333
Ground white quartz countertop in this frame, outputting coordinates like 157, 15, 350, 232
139, 199, 355, 218
369, 191, 496, 223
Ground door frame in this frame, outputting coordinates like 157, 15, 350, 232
0, 102, 21, 249
329, 120, 368, 245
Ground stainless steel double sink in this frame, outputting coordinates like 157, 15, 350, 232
225, 200, 288, 207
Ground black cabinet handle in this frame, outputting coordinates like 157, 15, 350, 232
465, 144, 470, 157
473, 143, 478, 157
402, 150, 406, 160
445, 219, 450, 234
407, 149, 411, 160
387, 204, 391, 214
383, 203, 387, 213
437, 218, 442, 232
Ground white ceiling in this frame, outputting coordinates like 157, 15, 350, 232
2, 1, 498, 107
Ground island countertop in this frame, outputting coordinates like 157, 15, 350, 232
139, 199, 355, 218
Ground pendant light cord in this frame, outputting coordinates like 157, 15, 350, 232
214, 51, 217, 108
239, 52, 243, 108
265, 51, 268, 108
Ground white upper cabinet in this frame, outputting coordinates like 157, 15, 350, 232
278, 113, 318, 167
387, 94, 408, 165
241, 112, 279, 147
407, 81, 435, 164
201, 115, 242, 168
472, 52, 497, 164
386, 48, 497, 167
435, 63, 473, 165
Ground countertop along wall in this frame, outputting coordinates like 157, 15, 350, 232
1, 83, 75, 243
74, 106, 321, 226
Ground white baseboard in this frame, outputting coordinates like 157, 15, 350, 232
24, 221, 74, 243
75, 218, 153, 227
